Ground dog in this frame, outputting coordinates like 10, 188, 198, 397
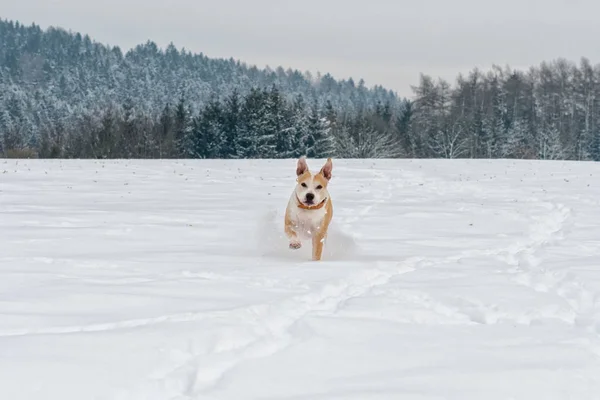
284, 156, 333, 261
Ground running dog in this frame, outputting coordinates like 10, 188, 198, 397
284, 156, 333, 261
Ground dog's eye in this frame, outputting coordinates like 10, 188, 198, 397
301, 182, 307, 188
316, 185, 323, 190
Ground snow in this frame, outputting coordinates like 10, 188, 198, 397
1, 158, 600, 400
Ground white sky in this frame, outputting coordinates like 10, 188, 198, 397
2, 0, 599, 97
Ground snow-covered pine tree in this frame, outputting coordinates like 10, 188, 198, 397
95, 107, 118, 159
287, 93, 309, 158
255, 88, 276, 158
324, 100, 337, 131
236, 88, 263, 158
195, 95, 224, 158
173, 94, 194, 158
268, 85, 293, 158
305, 99, 334, 158
222, 89, 241, 158
157, 103, 174, 158
0, 109, 13, 155
120, 98, 137, 158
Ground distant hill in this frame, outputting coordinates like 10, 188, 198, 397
0, 18, 406, 157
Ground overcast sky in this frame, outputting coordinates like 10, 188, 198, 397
2, 0, 599, 97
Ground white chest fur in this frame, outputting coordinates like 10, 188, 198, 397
287, 196, 328, 240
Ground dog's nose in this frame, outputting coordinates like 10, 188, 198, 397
305, 193, 315, 202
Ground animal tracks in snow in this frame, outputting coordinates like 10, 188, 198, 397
340, 167, 599, 338
111, 258, 424, 399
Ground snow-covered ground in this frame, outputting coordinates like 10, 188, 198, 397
2, 158, 600, 400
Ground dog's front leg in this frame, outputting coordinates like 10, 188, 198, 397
312, 231, 326, 260
285, 210, 301, 249
312, 206, 332, 261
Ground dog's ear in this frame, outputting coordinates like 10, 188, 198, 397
320, 158, 333, 180
296, 156, 309, 176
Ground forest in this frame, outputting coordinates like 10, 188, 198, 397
1, 19, 599, 161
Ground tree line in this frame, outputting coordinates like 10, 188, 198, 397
406, 59, 600, 161
2, 19, 600, 161
3, 85, 402, 159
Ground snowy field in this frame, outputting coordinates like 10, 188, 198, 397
2, 158, 600, 400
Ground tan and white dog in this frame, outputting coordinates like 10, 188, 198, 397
284, 156, 333, 261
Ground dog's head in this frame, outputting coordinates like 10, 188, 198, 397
294, 156, 333, 206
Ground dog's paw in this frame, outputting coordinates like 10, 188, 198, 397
289, 241, 302, 250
